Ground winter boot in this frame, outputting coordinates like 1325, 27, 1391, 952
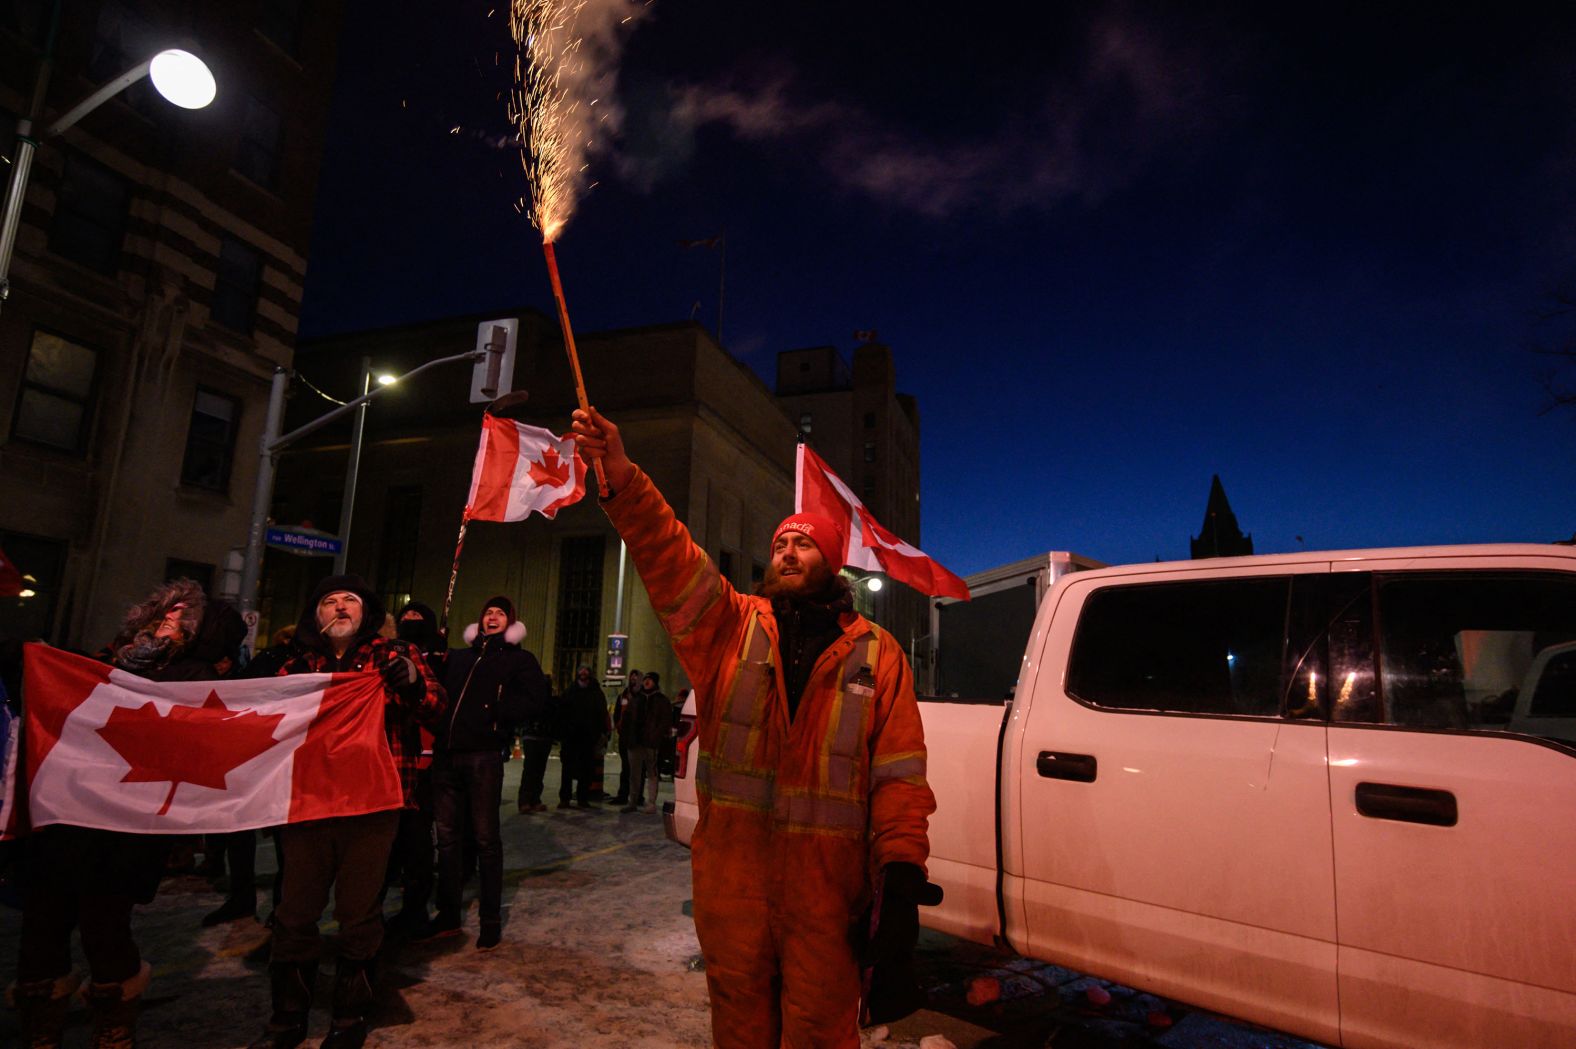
248, 960, 316, 1049
318, 957, 375, 1048
83, 961, 150, 1049
11, 972, 81, 1049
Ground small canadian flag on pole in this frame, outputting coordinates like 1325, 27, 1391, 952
795, 443, 970, 600
465, 415, 587, 522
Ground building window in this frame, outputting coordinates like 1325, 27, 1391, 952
179, 388, 240, 491
235, 95, 282, 188
554, 535, 605, 689
864, 411, 876, 428
718, 549, 735, 586
164, 558, 216, 595
376, 486, 422, 615
48, 153, 130, 274
863, 441, 877, 463
798, 412, 812, 434
258, 0, 305, 56
862, 477, 876, 502
12, 331, 97, 452
751, 560, 765, 586
212, 236, 262, 332
0, 529, 67, 647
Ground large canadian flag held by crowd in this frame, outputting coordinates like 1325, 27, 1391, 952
0, 644, 402, 839
465, 414, 587, 522
795, 443, 970, 600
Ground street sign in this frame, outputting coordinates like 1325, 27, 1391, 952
264, 526, 342, 557
242, 609, 260, 653
603, 632, 628, 686
470, 317, 518, 403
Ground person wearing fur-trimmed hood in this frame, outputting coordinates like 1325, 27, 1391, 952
422, 595, 549, 951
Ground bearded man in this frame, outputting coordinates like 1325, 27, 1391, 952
251, 575, 445, 1049
571, 407, 939, 1048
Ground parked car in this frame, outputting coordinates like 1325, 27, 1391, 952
1509, 639, 1576, 743
919, 543, 1576, 1049
662, 690, 698, 846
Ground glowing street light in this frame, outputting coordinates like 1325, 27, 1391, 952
0, 45, 217, 312
148, 49, 216, 109
376, 373, 398, 386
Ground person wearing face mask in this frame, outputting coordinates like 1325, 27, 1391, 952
251, 575, 445, 1049
383, 601, 446, 935
420, 596, 548, 952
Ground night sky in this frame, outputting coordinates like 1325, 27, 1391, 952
299, 1, 1576, 576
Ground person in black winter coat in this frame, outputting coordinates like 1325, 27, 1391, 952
515, 667, 559, 814
556, 665, 611, 809
423, 596, 548, 950
386, 601, 445, 934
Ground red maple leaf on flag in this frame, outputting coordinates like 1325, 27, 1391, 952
96, 691, 285, 816
527, 445, 572, 488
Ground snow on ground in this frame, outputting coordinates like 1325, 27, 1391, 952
0, 756, 947, 1049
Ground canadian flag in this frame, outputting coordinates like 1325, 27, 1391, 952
0, 644, 403, 839
795, 443, 970, 600
465, 415, 587, 522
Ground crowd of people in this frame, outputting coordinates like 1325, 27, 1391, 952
7, 575, 685, 1049
8, 402, 942, 1049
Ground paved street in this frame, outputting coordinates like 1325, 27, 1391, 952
0, 755, 1326, 1049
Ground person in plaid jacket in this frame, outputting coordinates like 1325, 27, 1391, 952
251, 574, 445, 1049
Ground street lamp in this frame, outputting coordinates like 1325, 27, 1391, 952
0, 46, 217, 311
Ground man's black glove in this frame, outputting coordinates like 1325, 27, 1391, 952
379, 655, 423, 701
861, 862, 943, 1024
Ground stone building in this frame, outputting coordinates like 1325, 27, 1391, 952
268, 315, 801, 692
0, 1, 343, 652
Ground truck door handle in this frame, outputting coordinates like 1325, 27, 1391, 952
1354, 782, 1457, 827
1037, 751, 1097, 783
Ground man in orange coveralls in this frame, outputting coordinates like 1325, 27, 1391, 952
572, 406, 940, 1049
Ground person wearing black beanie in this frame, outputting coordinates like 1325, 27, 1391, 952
250, 575, 447, 1049
422, 594, 548, 952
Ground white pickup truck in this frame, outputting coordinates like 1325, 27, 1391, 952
920, 543, 1576, 1049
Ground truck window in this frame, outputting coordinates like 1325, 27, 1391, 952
1067, 578, 1289, 716
1368, 573, 1576, 738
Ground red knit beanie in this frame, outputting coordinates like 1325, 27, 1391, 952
772, 513, 845, 573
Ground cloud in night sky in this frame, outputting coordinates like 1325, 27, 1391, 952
652, 12, 1222, 220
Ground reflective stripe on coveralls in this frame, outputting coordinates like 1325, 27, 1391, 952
697, 616, 882, 838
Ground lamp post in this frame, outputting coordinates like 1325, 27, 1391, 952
237, 347, 494, 630
332, 358, 372, 574
0, 45, 216, 313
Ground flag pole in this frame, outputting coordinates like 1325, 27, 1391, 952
541, 239, 610, 497
441, 510, 471, 636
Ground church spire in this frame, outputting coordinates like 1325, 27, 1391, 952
1191, 475, 1253, 559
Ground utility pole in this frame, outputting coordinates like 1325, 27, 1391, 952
333, 358, 372, 574
237, 347, 496, 637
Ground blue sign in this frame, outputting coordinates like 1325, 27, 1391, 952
265, 527, 342, 557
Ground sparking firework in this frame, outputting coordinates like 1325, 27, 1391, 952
508, 0, 648, 498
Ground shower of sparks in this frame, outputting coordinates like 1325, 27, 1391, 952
508, 0, 649, 242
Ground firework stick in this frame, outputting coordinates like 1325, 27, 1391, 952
441, 511, 471, 634
540, 239, 610, 497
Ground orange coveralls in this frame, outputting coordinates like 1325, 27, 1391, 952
604, 468, 936, 1049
